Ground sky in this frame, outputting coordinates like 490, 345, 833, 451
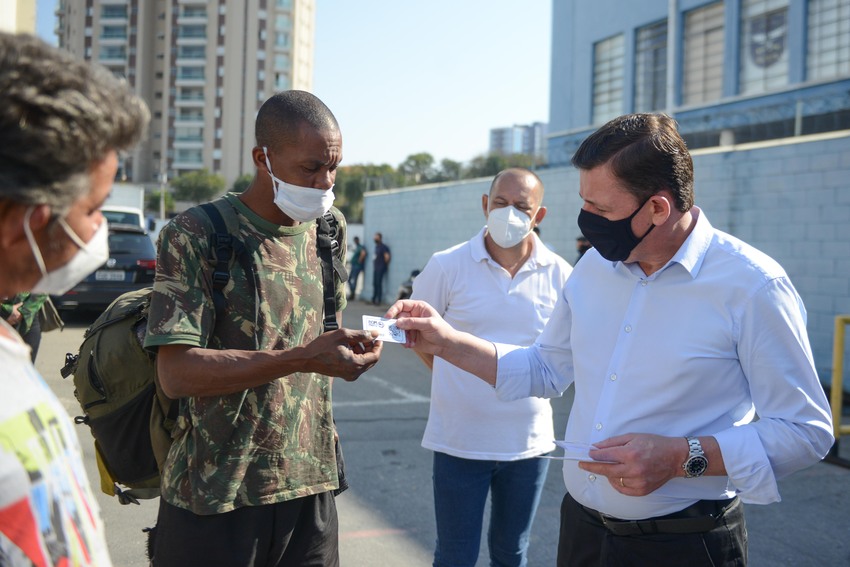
36, 0, 552, 168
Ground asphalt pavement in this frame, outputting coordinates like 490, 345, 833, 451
37, 298, 850, 566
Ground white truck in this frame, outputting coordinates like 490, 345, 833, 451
103, 183, 146, 230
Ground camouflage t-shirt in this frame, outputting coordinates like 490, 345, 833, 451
144, 193, 347, 515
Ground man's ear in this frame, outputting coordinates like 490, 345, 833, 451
481, 194, 489, 219
251, 146, 269, 172
649, 194, 672, 226
0, 203, 50, 248
533, 206, 547, 226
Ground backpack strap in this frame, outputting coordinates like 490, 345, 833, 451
198, 201, 256, 324
316, 211, 347, 333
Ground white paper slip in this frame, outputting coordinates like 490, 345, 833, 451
362, 315, 407, 343
543, 440, 617, 463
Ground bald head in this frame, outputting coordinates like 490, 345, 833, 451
489, 168, 544, 209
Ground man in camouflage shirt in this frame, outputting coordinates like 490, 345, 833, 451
144, 91, 383, 567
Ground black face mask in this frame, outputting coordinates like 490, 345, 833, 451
577, 200, 655, 262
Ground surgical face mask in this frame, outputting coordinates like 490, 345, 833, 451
23, 207, 110, 295
487, 205, 533, 249
576, 199, 655, 262
263, 147, 335, 222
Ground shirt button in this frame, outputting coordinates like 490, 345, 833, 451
625, 325, 632, 333
610, 373, 617, 381
595, 423, 603, 430
589, 474, 597, 482
641, 280, 648, 287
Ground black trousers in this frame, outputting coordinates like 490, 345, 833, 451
150, 492, 339, 567
557, 492, 747, 567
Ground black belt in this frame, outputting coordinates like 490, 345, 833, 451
579, 497, 738, 536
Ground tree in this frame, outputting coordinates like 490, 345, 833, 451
230, 173, 253, 193
463, 153, 538, 179
146, 190, 175, 215
398, 152, 435, 185
171, 169, 226, 204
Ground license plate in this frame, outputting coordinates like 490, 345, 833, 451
95, 270, 125, 281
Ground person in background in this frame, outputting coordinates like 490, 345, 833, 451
411, 168, 572, 567
0, 31, 149, 566
371, 231, 391, 305
144, 90, 383, 567
347, 235, 367, 300
575, 235, 591, 263
386, 113, 833, 567
1, 292, 47, 361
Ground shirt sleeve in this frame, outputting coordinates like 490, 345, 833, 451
144, 212, 217, 350
495, 285, 575, 401
410, 254, 449, 315
714, 276, 834, 504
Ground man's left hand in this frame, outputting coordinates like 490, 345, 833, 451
578, 433, 686, 496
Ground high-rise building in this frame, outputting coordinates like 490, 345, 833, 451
0, 0, 37, 33
55, 0, 315, 186
489, 122, 548, 161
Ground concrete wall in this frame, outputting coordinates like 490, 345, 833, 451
362, 132, 850, 390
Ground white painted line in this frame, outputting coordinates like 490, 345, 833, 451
334, 374, 429, 408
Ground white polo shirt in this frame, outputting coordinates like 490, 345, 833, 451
412, 227, 572, 460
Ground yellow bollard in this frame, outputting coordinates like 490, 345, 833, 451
830, 316, 850, 446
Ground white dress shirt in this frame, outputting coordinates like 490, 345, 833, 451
495, 209, 834, 519
413, 228, 572, 460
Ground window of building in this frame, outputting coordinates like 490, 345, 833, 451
276, 14, 291, 30
274, 72, 290, 91
101, 25, 126, 39
683, 2, 725, 105
101, 5, 127, 19
807, 0, 850, 81
175, 127, 203, 142
739, 0, 789, 95
592, 34, 625, 125
634, 20, 667, 112
274, 53, 290, 70
100, 46, 126, 60
276, 0, 292, 8
178, 67, 205, 80
275, 31, 290, 48
178, 45, 205, 59
178, 25, 206, 39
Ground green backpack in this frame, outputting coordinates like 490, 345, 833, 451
61, 200, 347, 505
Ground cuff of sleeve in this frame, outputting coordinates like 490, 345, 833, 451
714, 426, 780, 504
493, 342, 529, 401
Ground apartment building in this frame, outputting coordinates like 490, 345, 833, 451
56, 0, 315, 186
0, 0, 36, 33
488, 122, 548, 161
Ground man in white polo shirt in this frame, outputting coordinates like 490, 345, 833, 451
411, 168, 572, 567
388, 114, 834, 566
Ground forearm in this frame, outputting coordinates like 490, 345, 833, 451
435, 330, 498, 386
157, 344, 322, 398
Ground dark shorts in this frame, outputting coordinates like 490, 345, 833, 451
149, 492, 339, 567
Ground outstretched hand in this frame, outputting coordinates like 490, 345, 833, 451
305, 328, 383, 382
384, 299, 456, 356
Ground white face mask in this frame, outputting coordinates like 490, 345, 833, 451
487, 205, 533, 249
263, 147, 335, 222
23, 206, 110, 295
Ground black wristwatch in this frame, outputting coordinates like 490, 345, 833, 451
683, 436, 708, 478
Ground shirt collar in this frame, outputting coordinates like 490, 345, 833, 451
663, 207, 713, 279
470, 226, 559, 268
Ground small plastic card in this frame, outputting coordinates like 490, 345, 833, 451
362, 315, 406, 343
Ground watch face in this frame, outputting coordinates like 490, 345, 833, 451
686, 455, 708, 477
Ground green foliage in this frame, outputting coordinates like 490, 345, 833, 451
146, 190, 175, 214
334, 163, 399, 222
171, 169, 226, 204
230, 173, 253, 194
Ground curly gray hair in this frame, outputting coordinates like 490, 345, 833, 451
0, 32, 149, 214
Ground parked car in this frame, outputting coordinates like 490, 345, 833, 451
101, 205, 145, 230
54, 224, 156, 312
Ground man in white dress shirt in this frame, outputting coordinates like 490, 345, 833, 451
385, 114, 834, 566
411, 168, 572, 567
